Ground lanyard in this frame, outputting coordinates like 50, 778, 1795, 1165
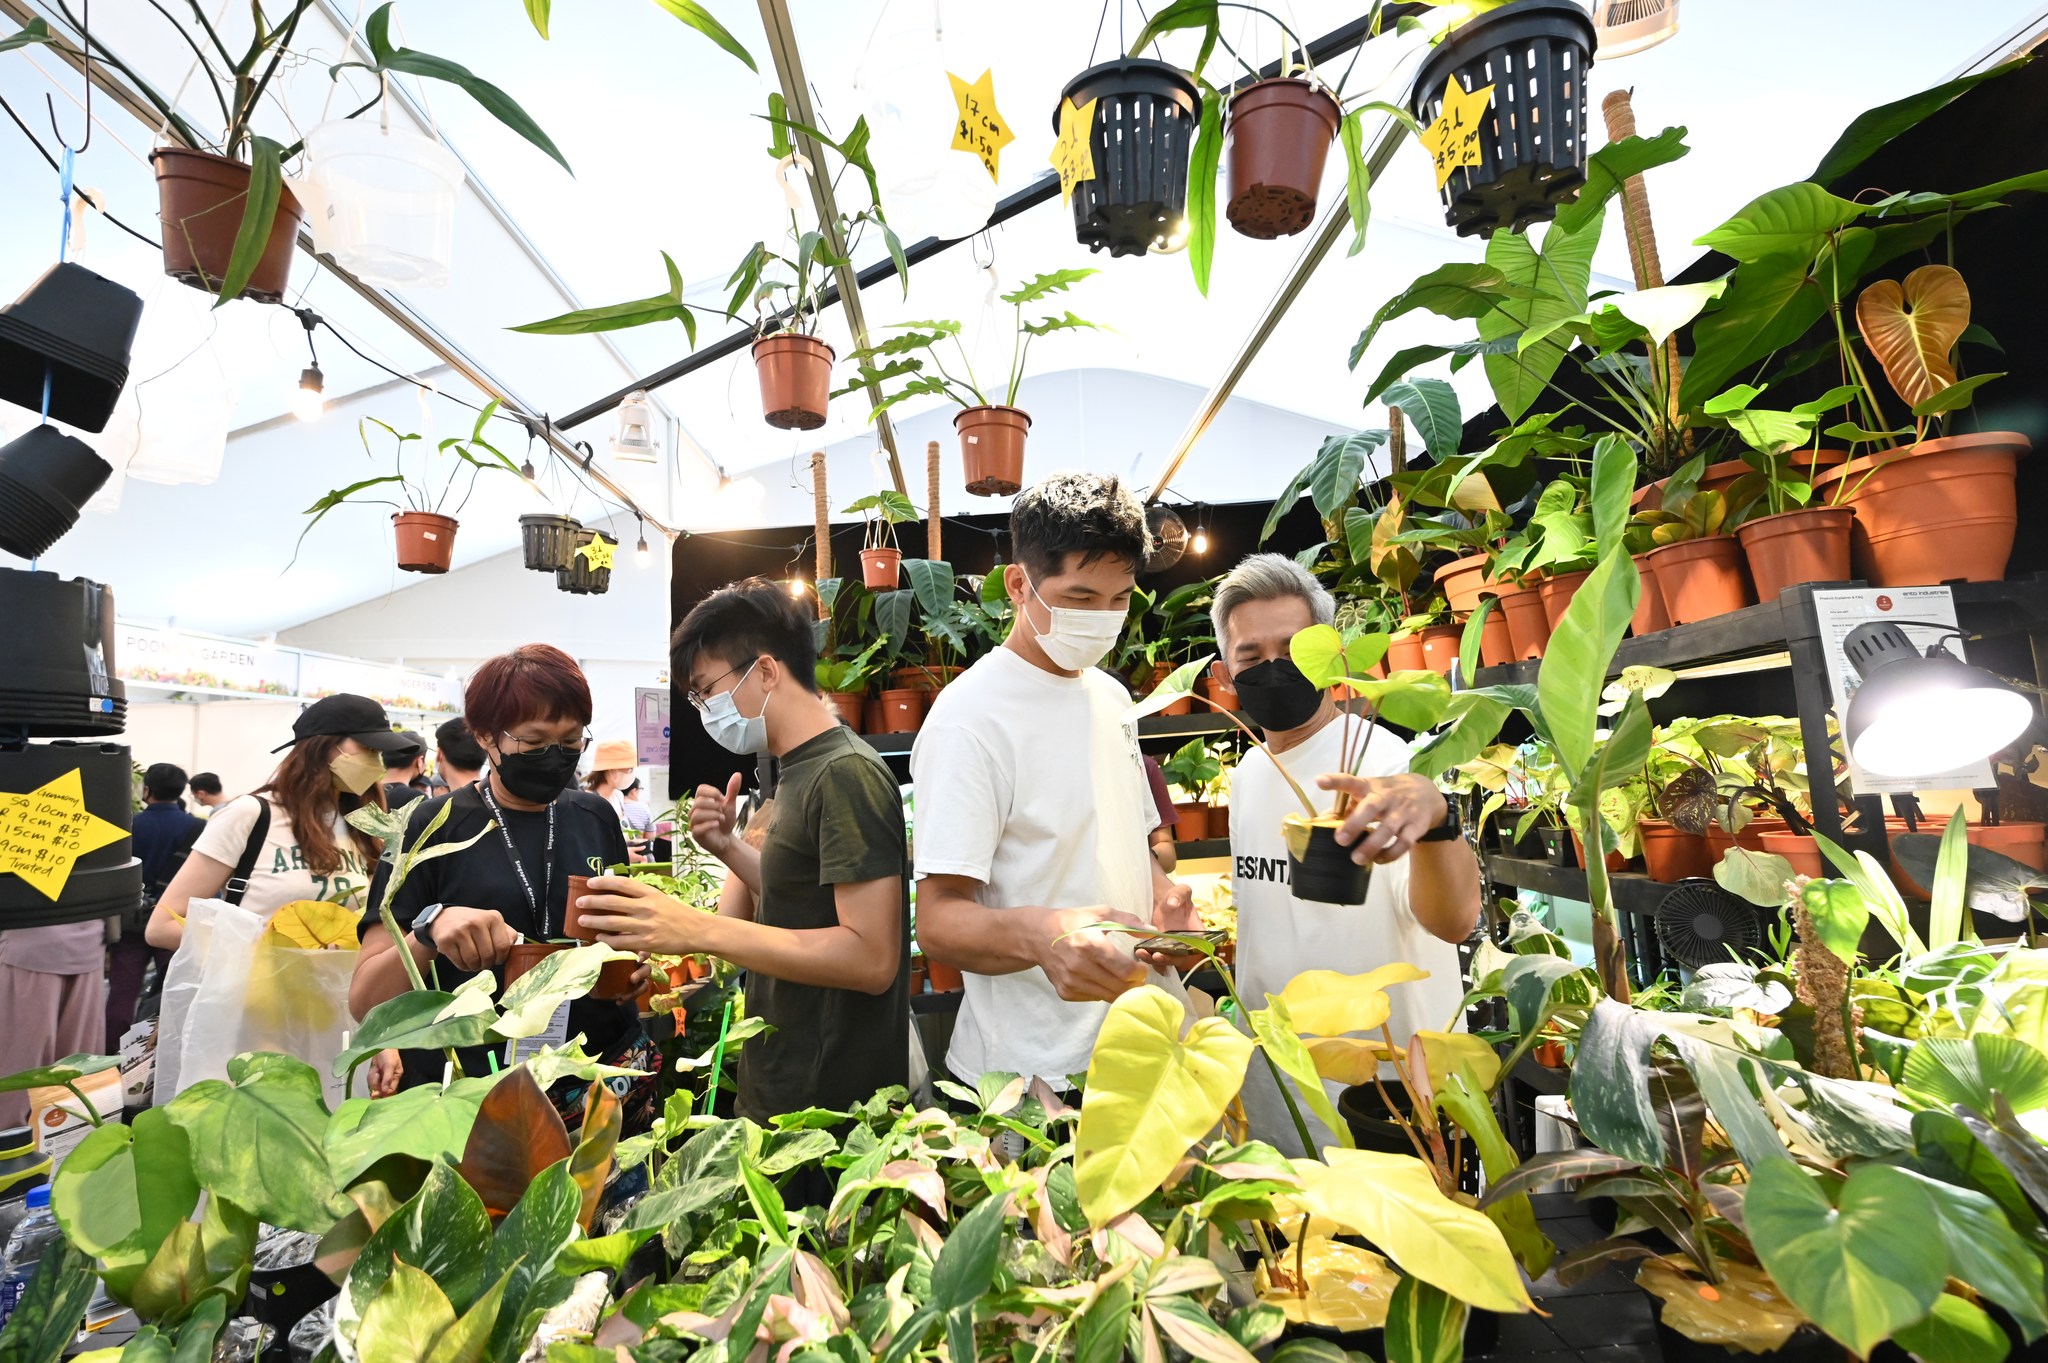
477, 771, 557, 938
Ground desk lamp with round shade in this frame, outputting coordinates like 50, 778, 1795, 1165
1842, 621, 2034, 778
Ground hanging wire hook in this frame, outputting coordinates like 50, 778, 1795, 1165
44, 0, 92, 153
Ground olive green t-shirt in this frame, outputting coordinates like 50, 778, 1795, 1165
737, 725, 910, 1122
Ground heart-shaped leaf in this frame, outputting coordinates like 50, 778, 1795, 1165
1855, 264, 1968, 408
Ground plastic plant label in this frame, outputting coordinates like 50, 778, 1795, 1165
949, 69, 1014, 181
1051, 96, 1099, 204
0, 768, 128, 900
505, 1000, 572, 1068
1419, 74, 1495, 189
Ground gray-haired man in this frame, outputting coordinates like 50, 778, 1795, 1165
1213, 553, 1481, 1154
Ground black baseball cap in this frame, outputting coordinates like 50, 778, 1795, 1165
271, 693, 420, 754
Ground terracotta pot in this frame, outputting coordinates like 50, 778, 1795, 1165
892, 665, 961, 693
563, 874, 596, 942
1418, 622, 1463, 676
752, 333, 834, 430
860, 546, 902, 589
502, 940, 564, 987
909, 964, 928, 996
1812, 432, 2027, 586
1380, 634, 1424, 674
877, 688, 923, 733
152, 147, 305, 303
825, 691, 865, 730
927, 959, 964, 992
391, 511, 458, 574
1477, 608, 1514, 668
682, 955, 711, 983
1759, 829, 1828, 881
1174, 802, 1211, 842
956, 405, 1030, 497
1213, 805, 1230, 839
1224, 78, 1340, 239
1201, 664, 1240, 712
1645, 535, 1754, 625
1630, 551, 1668, 637
1639, 819, 1710, 883
1736, 505, 1854, 603
1149, 663, 1192, 716
861, 697, 884, 733
593, 957, 640, 1001
1537, 569, 1591, 630
1704, 818, 1788, 858
1570, 829, 1628, 873
1434, 553, 1492, 615
1533, 1039, 1568, 1069
1497, 581, 1550, 660
1635, 449, 1846, 512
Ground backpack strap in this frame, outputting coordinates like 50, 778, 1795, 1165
221, 798, 272, 907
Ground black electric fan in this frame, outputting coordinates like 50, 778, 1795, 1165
1654, 880, 1762, 969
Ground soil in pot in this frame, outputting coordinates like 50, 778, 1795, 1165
1202, 664, 1240, 712
860, 546, 902, 590
1630, 551, 1669, 637
957, 406, 1030, 496
1174, 803, 1211, 842
1736, 505, 1854, 603
752, 333, 835, 430
1385, 634, 1427, 673
153, 148, 306, 303
1224, 78, 1341, 239
878, 688, 923, 733
1477, 607, 1514, 668
1417, 622, 1463, 676
392, 511, 458, 574
1284, 816, 1369, 905
1537, 569, 1591, 630
1498, 581, 1550, 660
1640, 820, 1711, 883
503, 941, 566, 987
825, 692, 865, 730
1813, 432, 2027, 586
927, 959, 964, 992
1758, 829, 1828, 880
1149, 663, 1193, 716
1646, 536, 1754, 625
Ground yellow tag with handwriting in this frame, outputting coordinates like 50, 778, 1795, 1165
578, 535, 616, 572
948, 69, 1014, 182
1051, 96, 1099, 205
1419, 74, 1494, 189
0, 769, 128, 901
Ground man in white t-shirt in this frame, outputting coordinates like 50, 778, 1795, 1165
1214, 554, 1481, 1155
912, 472, 1199, 1089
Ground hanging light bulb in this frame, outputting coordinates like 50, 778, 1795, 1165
635, 534, 651, 569
291, 364, 325, 422
1191, 525, 1210, 555
788, 576, 807, 599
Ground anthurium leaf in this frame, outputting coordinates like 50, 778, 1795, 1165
1349, 668, 1452, 731
1433, 1066, 1552, 1279
1341, 108, 1372, 257
929, 1191, 1008, 1308
1695, 182, 1865, 263
1553, 126, 1690, 235
0, 17, 54, 53
1351, 263, 1533, 368
1245, 997, 1351, 1153
1075, 986, 1254, 1225
1481, 208, 1603, 421
1130, 656, 1212, 722
1893, 1294, 2010, 1363
367, 7, 570, 171
165, 1053, 342, 1232
1855, 264, 1968, 410
1277, 964, 1431, 1038
647, 0, 757, 70
1479, 1149, 1641, 1208
1891, 834, 2048, 924
213, 135, 283, 307
1813, 832, 1926, 955
1383, 1274, 1469, 1363
510, 253, 696, 334
1811, 61, 2025, 184
1911, 369, 2004, 416
1458, 597, 1495, 682
1537, 549, 1639, 775
1309, 430, 1379, 521
1381, 378, 1462, 461
1907, 1163, 2048, 1341
1612, 279, 1726, 347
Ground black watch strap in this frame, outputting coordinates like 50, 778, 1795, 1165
412, 902, 446, 949
1417, 802, 1461, 842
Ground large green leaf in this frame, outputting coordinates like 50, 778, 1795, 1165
324, 1076, 494, 1187
1349, 669, 1452, 731
1812, 831, 1925, 956
929, 1191, 1009, 1308
0, 1052, 118, 1091
49, 1109, 198, 1302
1187, 92, 1222, 296
1567, 1000, 1668, 1167
1361, 338, 1517, 407
1381, 378, 1462, 461
1075, 986, 1255, 1226
213, 135, 284, 307
166, 1053, 342, 1232
1745, 1160, 1947, 1357
484, 1160, 582, 1359
1434, 1067, 1552, 1279
336, 989, 497, 1079
344, 1162, 493, 1330
1694, 182, 1864, 263
1892, 1295, 2011, 1363
1246, 997, 1351, 1154
1798, 879, 1868, 961
1588, 434, 1635, 555
1341, 108, 1372, 257
647, 0, 758, 71
1480, 209, 1603, 421
365, 5, 570, 172
1553, 126, 1690, 234
1902, 1034, 2048, 1117
1811, 61, 2026, 183
1309, 431, 1383, 522
1910, 1168, 2048, 1341
1929, 807, 1972, 950
1535, 550, 1639, 775
1350, 263, 1531, 367
510, 252, 695, 336
1909, 1108, 2041, 1233
492, 942, 631, 1040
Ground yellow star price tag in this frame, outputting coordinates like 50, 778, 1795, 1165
948, 69, 1014, 182
0, 769, 129, 901
578, 535, 617, 572
1051, 96, 1099, 205
1419, 74, 1495, 189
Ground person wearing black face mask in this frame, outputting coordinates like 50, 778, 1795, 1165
348, 645, 654, 1125
1212, 555, 1482, 1157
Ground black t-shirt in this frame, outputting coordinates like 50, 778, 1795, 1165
382, 781, 423, 811
740, 725, 910, 1122
372, 782, 632, 1086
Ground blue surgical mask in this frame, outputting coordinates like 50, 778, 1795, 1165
696, 660, 770, 754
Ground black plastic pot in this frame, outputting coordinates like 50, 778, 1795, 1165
555, 530, 616, 595
0, 424, 113, 559
0, 568, 124, 736
1408, 0, 1597, 238
518, 512, 584, 573
245, 1259, 338, 1356
0, 263, 142, 433
0, 740, 140, 929
1285, 821, 1370, 905
1537, 825, 1577, 868
1054, 58, 1203, 258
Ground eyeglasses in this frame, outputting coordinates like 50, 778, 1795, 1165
498, 731, 592, 757
685, 659, 756, 710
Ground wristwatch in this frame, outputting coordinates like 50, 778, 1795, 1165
412, 902, 447, 949
1417, 802, 1462, 843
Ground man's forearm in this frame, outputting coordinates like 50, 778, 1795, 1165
694, 913, 897, 994
918, 894, 1052, 976
718, 839, 764, 897
1406, 840, 1482, 944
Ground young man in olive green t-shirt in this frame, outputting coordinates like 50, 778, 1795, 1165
579, 578, 910, 1123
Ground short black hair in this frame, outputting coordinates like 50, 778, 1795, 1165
143, 762, 187, 801
382, 731, 427, 770
1009, 472, 1151, 581
189, 772, 221, 796
435, 717, 487, 772
673, 576, 820, 695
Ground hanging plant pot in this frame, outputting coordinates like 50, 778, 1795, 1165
0, 569, 123, 736
1496, 579, 1550, 660
391, 511, 458, 574
1735, 505, 1853, 603
752, 333, 835, 430
1630, 551, 1669, 636
1418, 623, 1463, 676
1536, 568, 1591, 630
956, 405, 1030, 497
518, 512, 584, 573
556, 531, 617, 595
0, 263, 144, 433
1056, 58, 1203, 257
151, 148, 305, 304
0, 424, 112, 560
1283, 816, 1369, 906
860, 546, 902, 590
1407, 0, 1598, 238
1811, 432, 2026, 586
1645, 535, 1753, 624
299, 120, 464, 289
0, 739, 139, 929
1224, 78, 1341, 239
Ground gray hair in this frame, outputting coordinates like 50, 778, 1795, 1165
1211, 553, 1335, 656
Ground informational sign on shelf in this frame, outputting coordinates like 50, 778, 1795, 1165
1812, 586, 1996, 794
635, 687, 672, 767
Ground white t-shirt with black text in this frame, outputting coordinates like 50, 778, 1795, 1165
190, 794, 372, 917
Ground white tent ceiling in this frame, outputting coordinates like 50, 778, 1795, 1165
3, 0, 2044, 646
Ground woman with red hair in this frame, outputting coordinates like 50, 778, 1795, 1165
349, 644, 651, 1118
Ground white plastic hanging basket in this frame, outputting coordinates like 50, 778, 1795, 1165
1592, 0, 1678, 58
301, 119, 464, 288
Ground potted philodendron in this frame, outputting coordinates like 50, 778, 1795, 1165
839, 270, 1100, 497
844, 490, 917, 589
814, 640, 884, 732
296, 402, 519, 574
1699, 381, 1862, 602
1632, 454, 1756, 625
1159, 737, 1225, 842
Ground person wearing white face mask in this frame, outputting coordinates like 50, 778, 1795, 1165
911, 472, 1201, 1094
576, 578, 911, 1125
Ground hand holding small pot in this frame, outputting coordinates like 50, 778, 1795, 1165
1035, 905, 1150, 1002
1318, 773, 1448, 866
576, 874, 702, 957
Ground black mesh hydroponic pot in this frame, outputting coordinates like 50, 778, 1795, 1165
1409, 0, 1597, 238
0, 569, 124, 736
556, 530, 616, 595
1054, 59, 1202, 258
519, 512, 584, 572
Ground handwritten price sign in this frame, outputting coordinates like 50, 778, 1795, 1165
0, 768, 128, 901
1051, 96, 1099, 205
1418, 75, 1495, 190
948, 69, 1014, 182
